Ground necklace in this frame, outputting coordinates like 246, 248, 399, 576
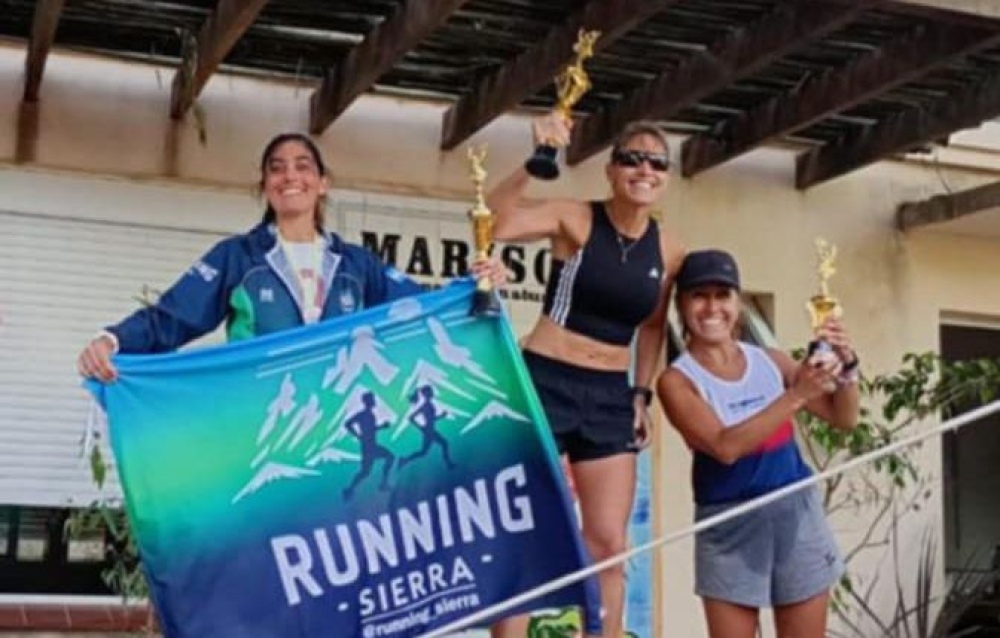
615, 232, 641, 264
605, 202, 646, 264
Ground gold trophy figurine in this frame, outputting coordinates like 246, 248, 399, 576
806, 238, 843, 359
467, 145, 502, 317
525, 28, 601, 180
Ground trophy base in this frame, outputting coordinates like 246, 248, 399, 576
525, 144, 559, 180
470, 289, 503, 318
807, 339, 839, 393
807, 339, 834, 357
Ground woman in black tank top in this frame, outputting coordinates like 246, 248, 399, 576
485, 111, 686, 638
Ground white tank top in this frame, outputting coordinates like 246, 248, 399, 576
672, 342, 809, 504
673, 342, 785, 427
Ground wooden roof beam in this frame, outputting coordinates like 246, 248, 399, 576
566, 0, 877, 165
439, 0, 683, 150
169, 0, 268, 120
796, 68, 1000, 189
890, 0, 1000, 21
23, 0, 65, 102
897, 180, 1000, 231
310, 0, 468, 135
681, 21, 1000, 177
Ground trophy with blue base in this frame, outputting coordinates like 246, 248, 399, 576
468, 145, 503, 317
525, 29, 600, 180
806, 238, 842, 385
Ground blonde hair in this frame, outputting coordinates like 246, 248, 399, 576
611, 121, 670, 154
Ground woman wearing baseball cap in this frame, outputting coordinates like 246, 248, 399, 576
657, 249, 860, 638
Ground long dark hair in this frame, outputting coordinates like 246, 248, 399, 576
259, 132, 328, 230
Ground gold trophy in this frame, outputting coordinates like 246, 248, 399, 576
806, 238, 842, 359
467, 144, 502, 316
525, 28, 601, 180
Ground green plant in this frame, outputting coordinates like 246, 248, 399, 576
801, 353, 999, 510
64, 442, 154, 635
797, 351, 1000, 636
64, 446, 148, 602
65, 445, 149, 603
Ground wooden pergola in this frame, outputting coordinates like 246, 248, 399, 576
6, 0, 1000, 188
897, 179, 1000, 230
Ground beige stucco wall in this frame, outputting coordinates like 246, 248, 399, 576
3, 43, 1000, 636
898, 0, 1000, 18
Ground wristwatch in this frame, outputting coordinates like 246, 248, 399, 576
632, 386, 653, 406
838, 352, 860, 385
841, 352, 860, 372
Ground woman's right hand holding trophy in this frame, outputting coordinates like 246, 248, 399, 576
531, 112, 574, 152
524, 28, 599, 180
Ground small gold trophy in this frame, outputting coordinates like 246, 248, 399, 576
467, 144, 502, 316
806, 238, 842, 358
525, 28, 601, 180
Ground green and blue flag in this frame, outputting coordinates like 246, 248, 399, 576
89, 281, 599, 638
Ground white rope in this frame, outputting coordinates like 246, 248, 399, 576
421, 399, 1000, 637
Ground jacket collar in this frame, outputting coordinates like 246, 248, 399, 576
250, 220, 346, 254
252, 220, 344, 321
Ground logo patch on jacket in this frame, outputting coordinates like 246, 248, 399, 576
260, 288, 274, 303
189, 260, 219, 283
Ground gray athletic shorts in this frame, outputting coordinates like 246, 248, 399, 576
694, 487, 844, 608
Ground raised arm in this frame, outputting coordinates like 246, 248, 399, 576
488, 113, 582, 245
657, 362, 833, 465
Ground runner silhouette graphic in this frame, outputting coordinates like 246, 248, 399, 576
399, 385, 456, 470
342, 391, 394, 499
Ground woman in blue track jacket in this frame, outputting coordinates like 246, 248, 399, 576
78, 132, 506, 380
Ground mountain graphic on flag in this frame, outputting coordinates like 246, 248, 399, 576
232, 306, 526, 503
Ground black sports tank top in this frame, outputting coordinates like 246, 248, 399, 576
541, 201, 664, 346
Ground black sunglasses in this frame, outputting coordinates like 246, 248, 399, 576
611, 149, 671, 172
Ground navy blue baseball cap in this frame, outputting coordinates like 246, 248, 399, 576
676, 249, 741, 291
